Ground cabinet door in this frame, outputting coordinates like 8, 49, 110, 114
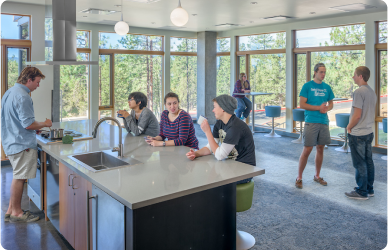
59, 163, 75, 248
74, 174, 92, 250
92, 185, 125, 250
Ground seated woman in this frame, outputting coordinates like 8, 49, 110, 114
117, 92, 159, 137
232, 72, 252, 120
186, 94, 255, 184
146, 92, 199, 149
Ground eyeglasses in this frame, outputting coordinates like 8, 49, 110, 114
129, 98, 135, 102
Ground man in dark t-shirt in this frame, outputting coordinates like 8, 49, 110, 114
186, 95, 256, 184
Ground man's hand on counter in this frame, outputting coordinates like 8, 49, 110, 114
186, 149, 197, 161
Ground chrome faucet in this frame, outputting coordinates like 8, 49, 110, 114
92, 117, 124, 157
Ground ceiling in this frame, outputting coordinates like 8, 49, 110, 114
5, 0, 387, 32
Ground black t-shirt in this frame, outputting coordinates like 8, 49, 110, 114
212, 114, 256, 166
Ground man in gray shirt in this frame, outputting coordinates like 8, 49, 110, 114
117, 92, 159, 137
345, 66, 377, 200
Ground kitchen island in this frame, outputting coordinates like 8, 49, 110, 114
36, 120, 265, 250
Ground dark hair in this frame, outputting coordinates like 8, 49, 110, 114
17, 66, 46, 84
164, 92, 180, 104
355, 66, 370, 82
128, 92, 147, 109
313, 63, 325, 78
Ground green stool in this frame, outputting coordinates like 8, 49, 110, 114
236, 180, 255, 250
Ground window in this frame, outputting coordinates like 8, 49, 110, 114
237, 32, 286, 128
171, 37, 197, 52
45, 18, 53, 61
379, 21, 387, 43
100, 32, 162, 51
294, 24, 366, 138
6, 48, 28, 90
114, 54, 163, 119
99, 33, 165, 121
77, 30, 90, 48
239, 32, 286, 51
60, 53, 90, 121
250, 53, 286, 128
296, 24, 365, 48
1, 14, 30, 40
170, 37, 197, 118
217, 38, 231, 96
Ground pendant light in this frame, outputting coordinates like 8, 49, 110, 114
115, 0, 129, 35
170, 0, 189, 27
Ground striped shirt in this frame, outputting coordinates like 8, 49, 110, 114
232, 80, 251, 98
159, 110, 199, 149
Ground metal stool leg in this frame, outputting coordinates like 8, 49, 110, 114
265, 117, 281, 137
236, 230, 255, 250
292, 121, 303, 143
335, 128, 351, 153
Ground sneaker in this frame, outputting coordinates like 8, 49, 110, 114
313, 176, 327, 186
9, 211, 39, 223
353, 187, 374, 197
4, 210, 29, 222
295, 178, 303, 189
345, 190, 368, 200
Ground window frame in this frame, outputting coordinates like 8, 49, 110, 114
375, 20, 387, 148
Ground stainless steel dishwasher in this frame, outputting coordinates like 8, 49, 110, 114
46, 153, 60, 232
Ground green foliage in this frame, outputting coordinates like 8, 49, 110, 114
217, 38, 231, 96
60, 53, 89, 119
170, 38, 197, 113
62, 135, 73, 144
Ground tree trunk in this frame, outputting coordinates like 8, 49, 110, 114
146, 36, 151, 110
149, 40, 154, 111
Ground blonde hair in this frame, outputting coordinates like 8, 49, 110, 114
17, 67, 46, 84
239, 73, 248, 89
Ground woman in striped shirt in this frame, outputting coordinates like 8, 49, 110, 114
146, 92, 199, 149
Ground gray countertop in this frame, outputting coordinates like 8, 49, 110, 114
38, 120, 265, 209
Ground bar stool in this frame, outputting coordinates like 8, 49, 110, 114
292, 109, 305, 144
264, 106, 281, 138
236, 180, 255, 250
382, 118, 387, 160
335, 113, 351, 153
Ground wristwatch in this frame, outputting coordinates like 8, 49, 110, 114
163, 141, 166, 147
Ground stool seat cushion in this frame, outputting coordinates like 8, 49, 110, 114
236, 180, 254, 212
383, 118, 387, 134
335, 113, 350, 128
293, 109, 305, 122
265, 106, 281, 118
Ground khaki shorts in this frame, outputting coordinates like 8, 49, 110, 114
8, 149, 38, 179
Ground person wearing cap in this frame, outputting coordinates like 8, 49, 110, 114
186, 94, 256, 184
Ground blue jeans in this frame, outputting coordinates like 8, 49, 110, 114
348, 133, 375, 197
235, 97, 252, 119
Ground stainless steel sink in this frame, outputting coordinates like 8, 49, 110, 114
68, 151, 142, 172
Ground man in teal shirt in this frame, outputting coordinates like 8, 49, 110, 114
295, 63, 335, 189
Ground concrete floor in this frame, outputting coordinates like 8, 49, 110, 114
1, 125, 387, 250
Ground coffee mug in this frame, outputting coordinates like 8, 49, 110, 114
197, 115, 207, 125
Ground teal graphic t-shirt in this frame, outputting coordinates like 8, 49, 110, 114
299, 80, 335, 125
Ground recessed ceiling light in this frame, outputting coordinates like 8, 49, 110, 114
83, 16, 88, 17
114, 5, 121, 7
192, 14, 197, 16
80, 8, 118, 15
263, 15, 292, 21
151, 22, 155, 24
251, 2, 258, 4
250, 21, 254, 23
329, 3, 377, 12
309, 12, 316, 14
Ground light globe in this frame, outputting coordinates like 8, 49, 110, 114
170, 4, 189, 26
114, 21, 129, 36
